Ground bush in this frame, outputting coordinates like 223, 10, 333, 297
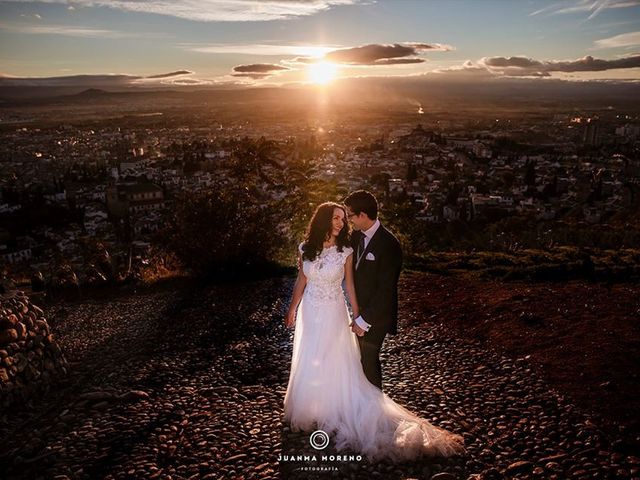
162, 186, 284, 276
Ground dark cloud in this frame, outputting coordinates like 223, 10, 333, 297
405, 43, 453, 51
324, 44, 415, 64
145, 70, 193, 79
546, 55, 640, 72
483, 56, 543, 69
286, 42, 452, 67
320, 42, 450, 65
373, 58, 425, 65
232, 63, 290, 73
231, 63, 289, 81
482, 54, 640, 75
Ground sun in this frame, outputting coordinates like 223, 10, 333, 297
308, 61, 338, 85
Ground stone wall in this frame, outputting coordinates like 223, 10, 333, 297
0, 290, 69, 408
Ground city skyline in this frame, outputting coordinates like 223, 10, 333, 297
0, 0, 640, 88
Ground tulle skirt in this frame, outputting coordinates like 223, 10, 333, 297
283, 294, 466, 463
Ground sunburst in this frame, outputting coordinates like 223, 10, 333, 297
308, 61, 338, 85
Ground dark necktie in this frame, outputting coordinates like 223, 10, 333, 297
358, 234, 366, 259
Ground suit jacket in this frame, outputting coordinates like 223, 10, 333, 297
351, 223, 403, 336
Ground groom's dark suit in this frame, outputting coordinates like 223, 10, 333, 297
351, 223, 403, 390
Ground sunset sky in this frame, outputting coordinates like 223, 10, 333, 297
1, 0, 639, 87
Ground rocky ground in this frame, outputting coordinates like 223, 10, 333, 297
400, 271, 640, 442
0, 274, 638, 480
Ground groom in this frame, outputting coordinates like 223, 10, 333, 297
344, 190, 403, 391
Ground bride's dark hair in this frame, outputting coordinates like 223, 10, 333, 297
301, 202, 350, 262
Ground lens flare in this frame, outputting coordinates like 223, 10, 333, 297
308, 62, 338, 85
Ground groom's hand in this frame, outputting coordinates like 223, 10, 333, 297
350, 322, 365, 337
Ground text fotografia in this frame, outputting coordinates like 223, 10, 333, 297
296, 466, 339, 472
278, 454, 363, 462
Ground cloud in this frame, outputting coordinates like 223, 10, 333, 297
373, 58, 426, 65
0, 70, 199, 87
0, 22, 132, 38
183, 43, 336, 57
145, 70, 193, 79
504, 70, 551, 77
594, 31, 640, 49
295, 42, 452, 66
530, 0, 640, 19
432, 60, 497, 79
616, 51, 640, 58
436, 54, 640, 80
4, 0, 362, 22
406, 42, 454, 51
231, 73, 271, 79
232, 64, 289, 73
0, 74, 141, 87
545, 54, 640, 71
170, 79, 211, 85
481, 54, 640, 75
290, 56, 317, 64
483, 56, 544, 69
231, 63, 290, 80
157, 77, 215, 86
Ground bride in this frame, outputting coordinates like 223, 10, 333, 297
283, 202, 466, 463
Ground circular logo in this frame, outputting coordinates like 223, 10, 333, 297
309, 429, 330, 450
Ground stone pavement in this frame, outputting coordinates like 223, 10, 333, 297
0, 277, 637, 479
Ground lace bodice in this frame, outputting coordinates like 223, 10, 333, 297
299, 243, 353, 306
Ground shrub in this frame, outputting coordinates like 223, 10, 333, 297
162, 186, 283, 276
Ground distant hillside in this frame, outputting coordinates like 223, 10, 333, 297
2, 75, 640, 112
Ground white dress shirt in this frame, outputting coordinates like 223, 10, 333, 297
354, 219, 380, 333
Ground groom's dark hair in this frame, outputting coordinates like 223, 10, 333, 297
344, 190, 378, 220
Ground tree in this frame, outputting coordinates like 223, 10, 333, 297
406, 162, 418, 182
524, 159, 536, 187
162, 186, 283, 275
501, 171, 515, 190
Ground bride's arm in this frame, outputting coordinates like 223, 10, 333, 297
285, 252, 307, 328
344, 253, 360, 319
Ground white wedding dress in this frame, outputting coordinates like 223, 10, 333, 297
283, 244, 466, 463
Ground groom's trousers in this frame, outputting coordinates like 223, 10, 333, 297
357, 327, 387, 391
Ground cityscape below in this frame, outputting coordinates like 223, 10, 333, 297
0, 85, 639, 290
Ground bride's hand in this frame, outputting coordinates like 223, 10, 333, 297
285, 310, 296, 328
